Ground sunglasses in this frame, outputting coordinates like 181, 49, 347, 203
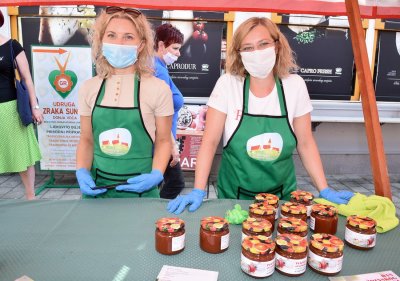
105, 6, 142, 18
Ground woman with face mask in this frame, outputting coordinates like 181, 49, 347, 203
76, 7, 173, 198
167, 17, 354, 214
154, 23, 185, 199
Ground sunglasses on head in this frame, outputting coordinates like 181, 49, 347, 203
105, 6, 142, 18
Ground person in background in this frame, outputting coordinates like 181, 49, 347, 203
76, 7, 173, 198
154, 23, 185, 199
167, 17, 354, 214
0, 10, 43, 200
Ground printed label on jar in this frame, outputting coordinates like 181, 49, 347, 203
221, 233, 230, 250
306, 205, 312, 217
242, 232, 272, 242
309, 216, 315, 230
241, 253, 275, 277
275, 207, 280, 219
308, 250, 343, 274
345, 227, 376, 248
171, 233, 185, 252
275, 252, 307, 275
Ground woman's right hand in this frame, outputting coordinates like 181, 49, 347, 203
76, 168, 106, 196
167, 188, 206, 214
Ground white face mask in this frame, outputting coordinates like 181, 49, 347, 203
163, 51, 178, 65
240, 47, 276, 79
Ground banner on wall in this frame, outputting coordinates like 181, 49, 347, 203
32, 46, 92, 170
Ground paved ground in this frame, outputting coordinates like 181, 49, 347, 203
1, 171, 399, 214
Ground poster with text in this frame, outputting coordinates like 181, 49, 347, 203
32, 46, 92, 170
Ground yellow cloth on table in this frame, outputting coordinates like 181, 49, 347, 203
314, 193, 399, 233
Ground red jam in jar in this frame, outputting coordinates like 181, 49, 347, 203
241, 235, 276, 278
155, 218, 185, 255
280, 202, 307, 222
275, 233, 308, 276
345, 215, 377, 250
242, 217, 272, 241
200, 216, 230, 254
254, 193, 279, 219
310, 204, 338, 235
290, 190, 314, 216
277, 217, 308, 242
308, 233, 344, 276
249, 202, 276, 232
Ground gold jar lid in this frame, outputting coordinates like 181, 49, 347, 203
310, 233, 344, 253
275, 233, 308, 253
278, 217, 308, 233
290, 190, 314, 203
347, 215, 376, 229
156, 218, 185, 232
254, 193, 279, 205
201, 216, 229, 232
311, 204, 338, 216
242, 235, 275, 255
249, 202, 276, 215
281, 202, 307, 215
243, 217, 272, 232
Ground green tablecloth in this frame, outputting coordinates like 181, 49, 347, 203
0, 199, 399, 281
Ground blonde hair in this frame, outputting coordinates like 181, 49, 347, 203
226, 17, 298, 78
90, 9, 154, 79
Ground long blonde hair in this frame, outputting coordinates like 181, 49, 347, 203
90, 9, 154, 78
226, 17, 298, 78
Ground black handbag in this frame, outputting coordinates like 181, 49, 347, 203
9, 40, 33, 126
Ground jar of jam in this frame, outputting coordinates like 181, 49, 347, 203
249, 202, 276, 232
290, 190, 314, 217
310, 204, 338, 235
308, 233, 344, 276
255, 193, 279, 219
242, 217, 272, 241
277, 217, 308, 242
155, 218, 185, 255
280, 202, 307, 222
241, 235, 276, 278
275, 233, 308, 276
345, 215, 377, 250
200, 216, 230, 254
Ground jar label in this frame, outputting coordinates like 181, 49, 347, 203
241, 253, 275, 277
275, 252, 307, 274
242, 231, 272, 242
309, 216, 315, 230
308, 250, 343, 274
221, 233, 229, 250
275, 207, 279, 219
345, 227, 376, 248
306, 205, 312, 217
172, 233, 185, 252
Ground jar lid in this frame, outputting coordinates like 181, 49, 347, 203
275, 233, 307, 253
249, 202, 276, 215
311, 204, 338, 216
201, 216, 229, 232
156, 217, 185, 232
290, 190, 314, 203
254, 193, 279, 205
243, 217, 272, 232
347, 215, 376, 229
310, 233, 344, 253
278, 217, 308, 233
281, 202, 307, 215
242, 235, 275, 255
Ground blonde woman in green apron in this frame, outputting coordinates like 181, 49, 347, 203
168, 17, 354, 214
76, 7, 173, 198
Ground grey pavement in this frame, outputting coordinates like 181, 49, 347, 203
0, 171, 399, 214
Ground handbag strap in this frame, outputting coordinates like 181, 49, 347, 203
9, 39, 21, 79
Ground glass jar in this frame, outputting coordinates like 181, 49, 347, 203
280, 202, 307, 222
277, 217, 308, 242
275, 233, 308, 276
255, 193, 279, 219
155, 218, 185, 255
242, 217, 272, 241
310, 204, 338, 235
248, 202, 276, 232
200, 216, 230, 254
290, 190, 314, 217
345, 215, 377, 250
241, 235, 276, 278
308, 233, 344, 276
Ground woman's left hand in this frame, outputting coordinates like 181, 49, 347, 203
170, 144, 180, 167
32, 108, 44, 125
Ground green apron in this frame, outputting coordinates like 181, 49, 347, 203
87, 76, 159, 198
217, 76, 297, 200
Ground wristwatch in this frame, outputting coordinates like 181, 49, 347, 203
33, 105, 40, 110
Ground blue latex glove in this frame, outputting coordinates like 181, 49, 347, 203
319, 187, 354, 204
76, 168, 106, 196
167, 188, 206, 214
116, 169, 163, 193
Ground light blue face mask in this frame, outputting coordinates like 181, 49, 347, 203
102, 43, 138, 69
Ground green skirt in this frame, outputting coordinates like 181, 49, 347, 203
0, 100, 41, 173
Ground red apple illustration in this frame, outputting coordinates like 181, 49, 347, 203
319, 261, 329, 270
201, 31, 208, 42
192, 30, 201, 40
248, 264, 257, 273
